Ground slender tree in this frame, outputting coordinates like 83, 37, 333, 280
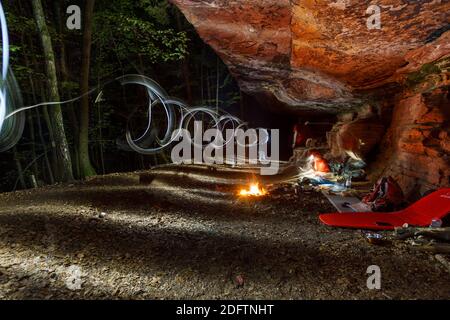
175, 10, 193, 105
31, 0, 74, 182
79, 0, 97, 178
53, 1, 81, 178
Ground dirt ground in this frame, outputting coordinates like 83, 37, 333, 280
0, 165, 449, 300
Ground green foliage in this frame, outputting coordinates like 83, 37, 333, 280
94, 0, 188, 79
406, 62, 442, 88
0, 0, 242, 191
5, 11, 36, 34
138, 0, 171, 26
61, 81, 79, 92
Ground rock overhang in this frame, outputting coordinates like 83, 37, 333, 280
170, 0, 450, 114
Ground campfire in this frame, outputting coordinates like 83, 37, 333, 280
238, 183, 268, 197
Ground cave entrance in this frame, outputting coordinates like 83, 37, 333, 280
240, 92, 336, 161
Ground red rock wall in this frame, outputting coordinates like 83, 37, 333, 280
327, 114, 385, 160
171, 1, 450, 195
171, 0, 450, 112
371, 87, 450, 198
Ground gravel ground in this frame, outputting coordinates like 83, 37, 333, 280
0, 165, 449, 300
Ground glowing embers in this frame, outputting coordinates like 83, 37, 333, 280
238, 183, 268, 197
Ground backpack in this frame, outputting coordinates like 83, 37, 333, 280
362, 177, 405, 212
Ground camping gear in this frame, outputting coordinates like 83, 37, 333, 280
322, 191, 362, 213
292, 122, 310, 148
363, 232, 386, 245
308, 151, 331, 173
430, 219, 443, 228
343, 158, 366, 180
314, 157, 331, 173
362, 176, 405, 211
319, 188, 450, 230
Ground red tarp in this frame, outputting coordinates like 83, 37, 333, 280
319, 188, 450, 230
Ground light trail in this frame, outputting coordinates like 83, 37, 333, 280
0, 0, 8, 134
0, 1, 25, 152
0, 2, 274, 172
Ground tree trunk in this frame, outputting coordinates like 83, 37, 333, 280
53, 0, 81, 179
26, 111, 39, 176
175, 11, 193, 105
39, 80, 60, 179
78, 0, 97, 178
31, 0, 74, 182
35, 108, 55, 185
207, 69, 212, 104
216, 57, 220, 112
13, 147, 26, 190
27, 34, 59, 181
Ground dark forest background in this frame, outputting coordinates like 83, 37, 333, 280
0, 0, 247, 192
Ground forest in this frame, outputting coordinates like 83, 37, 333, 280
0, 0, 241, 192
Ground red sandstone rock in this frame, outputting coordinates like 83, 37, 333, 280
327, 117, 385, 160
171, 1, 449, 193
171, 0, 450, 112
396, 32, 450, 76
440, 131, 450, 153
371, 87, 450, 197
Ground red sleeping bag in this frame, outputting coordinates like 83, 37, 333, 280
319, 188, 450, 230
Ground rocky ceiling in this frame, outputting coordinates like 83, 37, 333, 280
170, 0, 450, 113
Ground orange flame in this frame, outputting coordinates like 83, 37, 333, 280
239, 183, 268, 197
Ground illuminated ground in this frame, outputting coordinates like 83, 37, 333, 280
0, 165, 449, 299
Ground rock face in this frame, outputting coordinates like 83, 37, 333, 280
171, 0, 450, 113
327, 115, 385, 160
371, 86, 450, 198
172, 0, 450, 193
